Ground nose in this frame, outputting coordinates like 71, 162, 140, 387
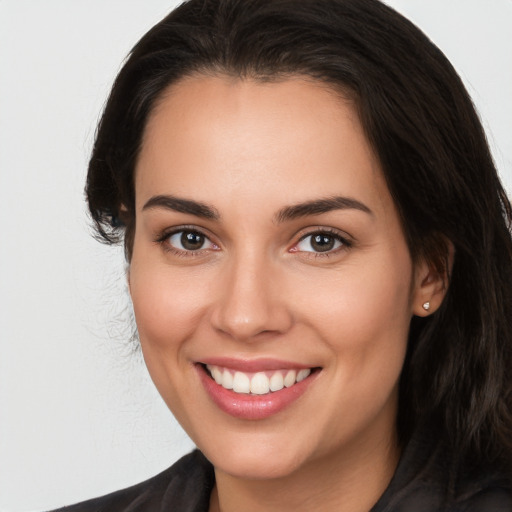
210, 253, 293, 341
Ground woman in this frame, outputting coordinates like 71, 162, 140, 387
55, 0, 512, 510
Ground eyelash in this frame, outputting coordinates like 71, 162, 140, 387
154, 226, 218, 257
154, 226, 352, 258
292, 228, 352, 258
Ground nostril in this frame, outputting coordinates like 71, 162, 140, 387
210, 300, 294, 342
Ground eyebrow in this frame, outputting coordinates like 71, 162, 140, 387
142, 195, 220, 220
275, 196, 373, 223
142, 194, 372, 222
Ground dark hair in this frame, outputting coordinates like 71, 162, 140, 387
87, 0, 512, 471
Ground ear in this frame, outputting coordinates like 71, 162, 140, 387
412, 241, 455, 317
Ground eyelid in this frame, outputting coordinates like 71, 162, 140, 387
154, 225, 220, 255
289, 227, 353, 256
153, 224, 353, 258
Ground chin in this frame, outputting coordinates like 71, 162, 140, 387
197, 430, 319, 480
210, 447, 306, 480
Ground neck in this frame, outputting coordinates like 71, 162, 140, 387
209, 427, 400, 512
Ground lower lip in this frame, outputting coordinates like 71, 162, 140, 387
196, 364, 317, 420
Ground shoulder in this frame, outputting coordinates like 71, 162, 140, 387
376, 481, 512, 512
49, 450, 214, 512
454, 473, 512, 512
371, 426, 512, 512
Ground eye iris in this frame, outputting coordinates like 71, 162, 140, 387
181, 231, 204, 250
311, 234, 335, 252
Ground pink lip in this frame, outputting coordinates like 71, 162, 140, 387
196, 362, 318, 420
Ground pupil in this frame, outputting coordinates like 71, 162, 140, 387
311, 234, 334, 252
181, 231, 204, 250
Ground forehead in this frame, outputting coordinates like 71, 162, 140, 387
136, 75, 390, 215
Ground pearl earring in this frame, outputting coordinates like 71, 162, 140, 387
422, 301, 430, 311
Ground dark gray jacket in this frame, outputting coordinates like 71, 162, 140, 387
51, 432, 512, 512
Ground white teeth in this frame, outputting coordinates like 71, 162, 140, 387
269, 372, 284, 392
284, 370, 297, 388
297, 369, 311, 382
206, 365, 313, 395
250, 372, 270, 395
222, 369, 233, 389
212, 367, 223, 385
232, 371, 250, 393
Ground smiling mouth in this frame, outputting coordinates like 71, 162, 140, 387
204, 364, 317, 396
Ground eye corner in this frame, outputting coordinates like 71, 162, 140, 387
289, 227, 353, 258
154, 225, 220, 257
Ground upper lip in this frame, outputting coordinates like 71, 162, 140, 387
199, 357, 315, 373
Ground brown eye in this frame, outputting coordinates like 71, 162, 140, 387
167, 230, 215, 252
295, 231, 346, 254
181, 231, 205, 250
310, 234, 336, 252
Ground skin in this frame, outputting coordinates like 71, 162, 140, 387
129, 75, 447, 512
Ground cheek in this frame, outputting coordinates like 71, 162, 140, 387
129, 260, 212, 351
301, 257, 412, 336
298, 251, 413, 380
128, 258, 213, 424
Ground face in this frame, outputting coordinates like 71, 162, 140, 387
129, 75, 430, 480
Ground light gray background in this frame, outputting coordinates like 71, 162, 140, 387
1, 1, 511, 511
